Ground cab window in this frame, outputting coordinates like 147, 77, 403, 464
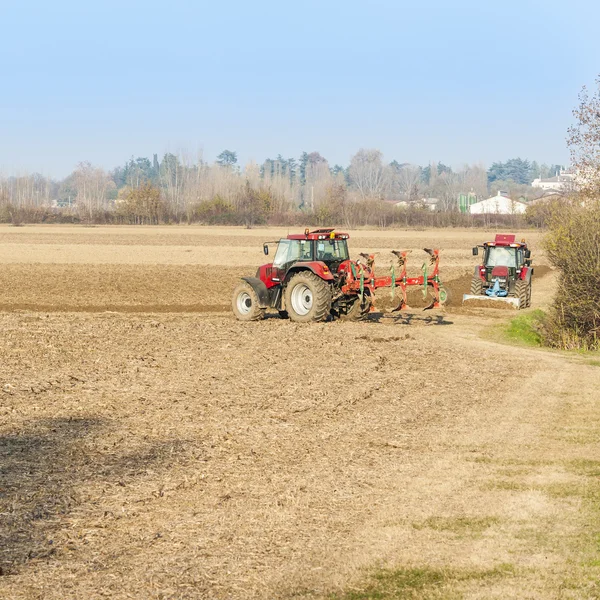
315, 239, 349, 261
485, 246, 516, 268
273, 240, 312, 267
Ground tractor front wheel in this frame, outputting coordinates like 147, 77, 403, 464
284, 271, 332, 323
470, 277, 483, 296
515, 280, 528, 309
232, 281, 266, 321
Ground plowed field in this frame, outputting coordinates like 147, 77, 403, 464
1, 225, 598, 600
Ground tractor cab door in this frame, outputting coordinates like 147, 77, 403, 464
272, 239, 313, 282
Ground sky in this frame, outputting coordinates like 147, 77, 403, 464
1, 0, 600, 178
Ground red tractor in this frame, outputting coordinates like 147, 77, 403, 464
232, 228, 448, 322
463, 234, 533, 309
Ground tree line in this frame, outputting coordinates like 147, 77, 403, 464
0, 149, 563, 227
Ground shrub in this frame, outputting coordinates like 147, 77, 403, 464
116, 183, 166, 224
191, 196, 242, 225
525, 197, 565, 228
542, 198, 600, 350
238, 181, 272, 228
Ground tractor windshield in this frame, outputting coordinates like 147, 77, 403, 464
315, 239, 349, 262
485, 246, 517, 268
273, 239, 313, 268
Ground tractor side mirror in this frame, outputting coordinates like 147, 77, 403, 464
472, 247, 479, 256
525, 250, 531, 259
263, 244, 269, 256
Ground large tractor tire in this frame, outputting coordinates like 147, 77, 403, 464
284, 271, 332, 323
339, 295, 372, 321
470, 277, 483, 296
526, 280, 532, 308
232, 281, 266, 321
515, 280, 528, 309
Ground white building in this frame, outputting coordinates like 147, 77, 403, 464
532, 170, 574, 192
469, 191, 527, 215
418, 197, 439, 211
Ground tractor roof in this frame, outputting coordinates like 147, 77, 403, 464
483, 234, 528, 248
287, 228, 350, 241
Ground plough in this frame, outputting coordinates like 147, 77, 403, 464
339, 247, 447, 313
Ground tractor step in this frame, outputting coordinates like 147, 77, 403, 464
462, 294, 520, 308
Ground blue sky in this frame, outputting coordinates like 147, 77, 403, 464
1, 0, 599, 177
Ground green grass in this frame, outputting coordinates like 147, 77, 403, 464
483, 480, 528, 492
412, 516, 499, 534
504, 309, 546, 346
570, 459, 600, 477
329, 564, 515, 600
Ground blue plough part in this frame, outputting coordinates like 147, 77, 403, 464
485, 278, 508, 298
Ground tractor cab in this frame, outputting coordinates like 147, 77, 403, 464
473, 234, 531, 283
264, 228, 350, 277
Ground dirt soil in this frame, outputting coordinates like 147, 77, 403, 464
1, 225, 598, 600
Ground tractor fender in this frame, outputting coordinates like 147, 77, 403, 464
285, 262, 335, 283
473, 265, 485, 281
241, 277, 270, 308
520, 266, 533, 281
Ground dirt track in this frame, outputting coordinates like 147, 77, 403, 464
1, 225, 598, 599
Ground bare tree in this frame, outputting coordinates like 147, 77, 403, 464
305, 159, 333, 212
72, 162, 113, 219
568, 77, 600, 196
455, 163, 488, 199
349, 149, 388, 200
392, 164, 422, 200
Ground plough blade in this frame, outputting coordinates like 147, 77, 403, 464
390, 299, 407, 313
423, 298, 437, 311
462, 294, 520, 308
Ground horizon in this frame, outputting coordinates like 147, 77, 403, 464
0, 150, 567, 181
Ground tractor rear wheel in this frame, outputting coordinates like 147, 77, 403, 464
526, 280, 532, 308
515, 280, 528, 309
470, 277, 483, 296
232, 281, 266, 321
340, 295, 372, 321
284, 271, 332, 323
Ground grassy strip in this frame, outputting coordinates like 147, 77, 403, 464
328, 564, 514, 600
412, 515, 499, 534
504, 309, 546, 346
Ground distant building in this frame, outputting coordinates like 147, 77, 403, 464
53, 198, 75, 208
421, 197, 439, 211
469, 191, 527, 215
532, 170, 574, 192
383, 199, 409, 208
